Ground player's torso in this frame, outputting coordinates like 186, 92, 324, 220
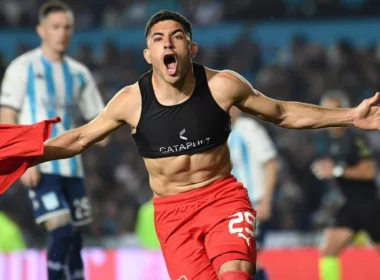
132, 63, 233, 195
144, 143, 233, 196
133, 63, 231, 158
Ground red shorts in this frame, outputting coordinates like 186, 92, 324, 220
153, 176, 257, 280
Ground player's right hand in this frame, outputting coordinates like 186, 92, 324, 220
20, 166, 41, 188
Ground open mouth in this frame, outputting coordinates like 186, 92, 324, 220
163, 54, 177, 75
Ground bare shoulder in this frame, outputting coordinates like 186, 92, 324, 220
204, 67, 258, 110
105, 82, 142, 127
112, 82, 141, 101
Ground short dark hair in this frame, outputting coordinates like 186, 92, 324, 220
39, 0, 73, 22
145, 10, 192, 40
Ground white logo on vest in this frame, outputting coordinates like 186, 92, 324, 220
180, 128, 187, 140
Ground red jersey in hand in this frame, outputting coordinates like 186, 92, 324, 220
0, 117, 60, 194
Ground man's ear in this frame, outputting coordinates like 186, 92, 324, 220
190, 42, 198, 58
143, 48, 152, 64
36, 23, 44, 39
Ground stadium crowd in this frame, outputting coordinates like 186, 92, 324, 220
0, 0, 380, 29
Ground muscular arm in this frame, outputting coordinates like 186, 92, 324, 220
32, 85, 139, 165
215, 70, 355, 129
33, 111, 120, 165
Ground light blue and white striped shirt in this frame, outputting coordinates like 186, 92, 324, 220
228, 117, 277, 203
0, 48, 105, 178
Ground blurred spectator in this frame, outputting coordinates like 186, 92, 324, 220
0, 0, 380, 28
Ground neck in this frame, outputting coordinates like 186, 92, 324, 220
153, 63, 195, 100
41, 44, 64, 62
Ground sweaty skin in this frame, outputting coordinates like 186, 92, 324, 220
33, 20, 380, 198
136, 69, 236, 196
84, 68, 244, 197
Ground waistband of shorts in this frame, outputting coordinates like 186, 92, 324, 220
153, 175, 238, 207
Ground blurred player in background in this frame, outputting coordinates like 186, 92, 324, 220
0, 1, 106, 279
311, 90, 380, 280
229, 106, 278, 280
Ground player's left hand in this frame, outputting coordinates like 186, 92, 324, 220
256, 199, 272, 221
311, 158, 334, 179
353, 92, 380, 130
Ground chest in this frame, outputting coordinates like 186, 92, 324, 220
137, 93, 230, 145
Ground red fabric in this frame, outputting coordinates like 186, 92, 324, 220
220, 271, 251, 280
153, 176, 257, 280
0, 117, 60, 194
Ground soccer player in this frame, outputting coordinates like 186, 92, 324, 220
23, 11, 380, 280
311, 90, 380, 280
0, 1, 105, 279
228, 106, 278, 280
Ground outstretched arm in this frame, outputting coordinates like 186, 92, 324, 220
32, 111, 121, 165
219, 70, 380, 130
32, 85, 137, 165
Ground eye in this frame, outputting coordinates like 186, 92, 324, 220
174, 35, 183, 40
153, 37, 162, 42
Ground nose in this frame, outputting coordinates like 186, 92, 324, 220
163, 37, 174, 49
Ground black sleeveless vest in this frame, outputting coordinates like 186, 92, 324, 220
132, 63, 231, 158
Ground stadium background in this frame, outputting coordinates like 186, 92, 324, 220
1, 0, 380, 279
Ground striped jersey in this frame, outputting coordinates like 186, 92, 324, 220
228, 116, 277, 203
0, 48, 105, 178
